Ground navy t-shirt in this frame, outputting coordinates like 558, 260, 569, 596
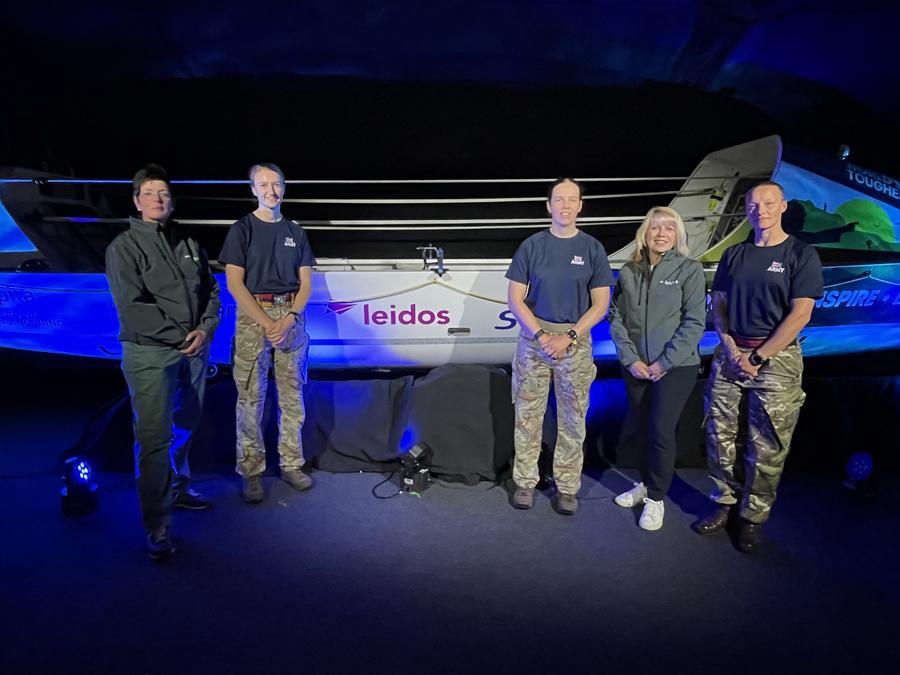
712, 235, 823, 339
218, 213, 316, 294
505, 229, 614, 323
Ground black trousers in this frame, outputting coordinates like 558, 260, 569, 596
621, 364, 699, 501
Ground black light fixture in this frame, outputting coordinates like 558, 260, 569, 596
401, 443, 433, 494
843, 451, 875, 500
61, 456, 99, 515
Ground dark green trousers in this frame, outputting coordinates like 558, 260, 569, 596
121, 341, 208, 534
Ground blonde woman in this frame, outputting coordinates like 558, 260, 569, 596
608, 207, 706, 530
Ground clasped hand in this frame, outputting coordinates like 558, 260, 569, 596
265, 316, 295, 347
538, 333, 574, 360
627, 360, 666, 382
179, 329, 209, 356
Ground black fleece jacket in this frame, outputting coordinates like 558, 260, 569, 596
105, 217, 220, 347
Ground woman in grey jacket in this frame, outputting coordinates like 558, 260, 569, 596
608, 207, 706, 530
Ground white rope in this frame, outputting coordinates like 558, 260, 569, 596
41, 212, 738, 230
822, 273, 900, 289
286, 177, 694, 184
434, 279, 506, 304
42, 216, 644, 229
184, 188, 706, 204
307, 277, 508, 305
311, 281, 437, 304
0, 175, 767, 185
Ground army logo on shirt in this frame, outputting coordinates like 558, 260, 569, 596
767, 261, 785, 273
284, 237, 297, 248
570, 255, 585, 266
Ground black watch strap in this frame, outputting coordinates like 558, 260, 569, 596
533, 329, 546, 341
566, 329, 578, 341
749, 350, 769, 367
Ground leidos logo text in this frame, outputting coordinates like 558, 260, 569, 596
363, 303, 450, 326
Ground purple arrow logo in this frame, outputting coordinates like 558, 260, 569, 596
325, 301, 357, 315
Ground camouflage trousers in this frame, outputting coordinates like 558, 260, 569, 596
512, 320, 596, 495
704, 343, 806, 523
232, 306, 309, 478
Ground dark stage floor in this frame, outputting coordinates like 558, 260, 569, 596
1, 362, 899, 674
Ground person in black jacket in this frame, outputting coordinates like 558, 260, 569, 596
105, 164, 221, 560
608, 207, 706, 530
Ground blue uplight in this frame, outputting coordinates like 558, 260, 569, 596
399, 426, 416, 453
61, 456, 98, 515
76, 460, 91, 482
846, 452, 874, 482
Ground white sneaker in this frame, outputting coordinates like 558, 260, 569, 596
614, 482, 647, 508
639, 498, 665, 531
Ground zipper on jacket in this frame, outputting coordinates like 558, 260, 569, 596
643, 258, 653, 363
155, 228, 196, 330
641, 252, 689, 365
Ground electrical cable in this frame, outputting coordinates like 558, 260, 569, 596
371, 472, 402, 499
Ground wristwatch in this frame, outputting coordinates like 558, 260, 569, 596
566, 329, 578, 342
533, 329, 546, 341
287, 310, 300, 319
748, 350, 769, 367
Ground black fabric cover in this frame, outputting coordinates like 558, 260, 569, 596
409, 364, 514, 485
305, 377, 413, 472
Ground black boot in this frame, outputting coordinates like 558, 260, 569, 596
693, 505, 730, 535
738, 520, 762, 554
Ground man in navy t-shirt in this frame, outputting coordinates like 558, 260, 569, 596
505, 177, 613, 515
697, 181, 823, 553
218, 163, 316, 504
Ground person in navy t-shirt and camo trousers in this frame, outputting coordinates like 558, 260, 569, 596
505, 178, 613, 515
696, 181, 823, 553
218, 163, 316, 504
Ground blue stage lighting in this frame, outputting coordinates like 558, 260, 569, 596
846, 452, 874, 482
61, 456, 99, 516
399, 427, 417, 453
75, 460, 91, 482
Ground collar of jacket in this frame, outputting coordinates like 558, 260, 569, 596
640, 248, 678, 272
128, 215, 172, 234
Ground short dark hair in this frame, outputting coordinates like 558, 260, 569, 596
547, 177, 584, 201
249, 163, 286, 184
746, 180, 785, 200
132, 163, 171, 196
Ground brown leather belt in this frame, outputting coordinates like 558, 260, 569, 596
255, 292, 295, 307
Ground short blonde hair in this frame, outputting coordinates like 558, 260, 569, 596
631, 206, 689, 263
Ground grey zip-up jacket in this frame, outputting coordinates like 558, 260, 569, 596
608, 250, 706, 371
105, 217, 221, 348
